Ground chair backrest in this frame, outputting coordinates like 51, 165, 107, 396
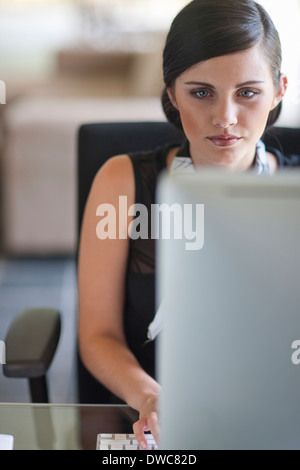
262, 126, 300, 156
76, 121, 184, 403
76, 122, 300, 403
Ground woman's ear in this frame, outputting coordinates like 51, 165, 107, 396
271, 73, 288, 109
167, 87, 178, 109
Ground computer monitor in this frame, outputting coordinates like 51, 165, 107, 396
156, 168, 300, 450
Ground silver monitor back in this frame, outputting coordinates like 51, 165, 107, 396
156, 169, 300, 450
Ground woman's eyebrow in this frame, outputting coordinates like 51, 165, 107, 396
184, 81, 214, 88
235, 80, 265, 88
184, 80, 265, 88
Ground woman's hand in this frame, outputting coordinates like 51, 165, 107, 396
133, 392, 161, 449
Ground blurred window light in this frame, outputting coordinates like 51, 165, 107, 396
0, 0, 81, 79
258, 0, 300, 125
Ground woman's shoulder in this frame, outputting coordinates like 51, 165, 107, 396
90, 142, 180, 201
97, 153, 133, 175
90, 154, 135, 204
94, 143, 175, 178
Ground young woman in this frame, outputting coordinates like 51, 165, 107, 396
78, 0, 298, 448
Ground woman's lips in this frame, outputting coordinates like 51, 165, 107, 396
207, 135, 242, 147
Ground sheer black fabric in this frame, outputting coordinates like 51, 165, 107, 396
123, 143, 178, 378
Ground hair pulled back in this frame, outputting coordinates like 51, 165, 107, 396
162, 0, 282, 130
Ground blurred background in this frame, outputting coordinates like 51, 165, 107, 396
0, 0, 186, 256
0, 0, 299, 403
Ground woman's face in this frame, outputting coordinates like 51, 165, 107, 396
168, 45, 286, 170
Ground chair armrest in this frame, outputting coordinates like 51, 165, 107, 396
3, 308, 61, 378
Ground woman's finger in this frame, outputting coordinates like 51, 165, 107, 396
133, 419, 148, 449
147, 412, 160, 447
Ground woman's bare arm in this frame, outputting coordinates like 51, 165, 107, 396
78, 155, 160, 447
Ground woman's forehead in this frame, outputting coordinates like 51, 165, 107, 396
176, 45, 273, 86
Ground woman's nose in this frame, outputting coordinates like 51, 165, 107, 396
212, 99, 238, 128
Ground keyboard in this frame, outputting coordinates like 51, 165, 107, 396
96, 433, 159, 450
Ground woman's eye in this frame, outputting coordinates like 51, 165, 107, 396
193, 90, 211, 98
239, 89, 258, 98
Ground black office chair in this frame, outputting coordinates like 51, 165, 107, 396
3, 122, 300, 404
262, 126, 300, 159
3, 307, 61, 403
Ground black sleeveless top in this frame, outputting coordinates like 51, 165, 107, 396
123, 143, 174, 379
123, 142, 300, 380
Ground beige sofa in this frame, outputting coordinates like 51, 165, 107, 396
1, 95, 165, 254
0, 29, 168, 255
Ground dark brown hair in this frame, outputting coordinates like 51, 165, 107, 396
162, 0, 282, 131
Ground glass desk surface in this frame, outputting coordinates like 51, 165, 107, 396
0, 403, 138, 450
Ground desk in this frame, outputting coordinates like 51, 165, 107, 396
0, 403, 138, 450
